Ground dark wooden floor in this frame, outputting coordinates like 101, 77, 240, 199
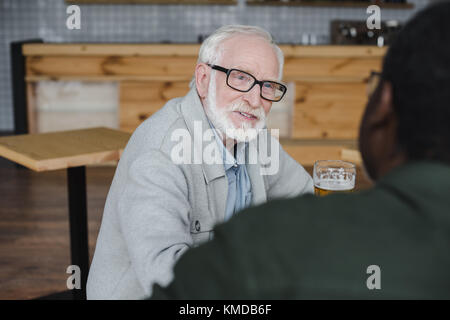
0, 157, 372, 300
0, 158, 113, 299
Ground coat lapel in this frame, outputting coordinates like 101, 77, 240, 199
246, 137, 267, 207
178, 86, 268, 219
179, 86, 227, 221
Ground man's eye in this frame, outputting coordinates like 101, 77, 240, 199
263, 83, 274, 89
231, 71, 249, 81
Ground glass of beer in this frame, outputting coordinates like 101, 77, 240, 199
313, 160, 356, 196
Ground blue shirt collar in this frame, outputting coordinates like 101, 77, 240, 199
207, 119, 247, 171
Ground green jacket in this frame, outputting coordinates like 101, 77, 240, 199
151, 161, 450, 299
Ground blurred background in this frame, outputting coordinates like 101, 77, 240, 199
0, 0, 430, 133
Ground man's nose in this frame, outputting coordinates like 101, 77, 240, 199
243, 83, 263, 108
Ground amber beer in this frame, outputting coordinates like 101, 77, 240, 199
314, 180, 355, 196
313, 160, 356, 196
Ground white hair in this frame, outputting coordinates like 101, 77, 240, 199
190, 25, 284, 88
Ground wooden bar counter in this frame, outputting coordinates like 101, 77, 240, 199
22, 43, 386, 166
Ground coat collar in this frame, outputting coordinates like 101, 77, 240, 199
179, 86, 226, 184
179, 85, 267, 205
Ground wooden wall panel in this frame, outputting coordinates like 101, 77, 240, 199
283, 57, 382, 81
341, 148, 363, 166
26, 83, 37, 134
282, 144, 349, 167
26, 56, 197, 79
23, 44, 386, 58
119, 81, 190, 132
292, 82, 368, 139
26, 56, 381, 82
22, 44, 385, 157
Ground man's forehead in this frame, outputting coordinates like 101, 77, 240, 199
219, 35, 279, 79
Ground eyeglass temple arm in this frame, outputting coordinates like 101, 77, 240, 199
207, 64, 229, 74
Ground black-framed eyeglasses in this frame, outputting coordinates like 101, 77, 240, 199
207, 64, 287, 102
367, 71, 382, 97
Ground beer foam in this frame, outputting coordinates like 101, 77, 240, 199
314, 179, 355, 191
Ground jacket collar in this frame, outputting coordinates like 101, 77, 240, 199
178, 86, 267, 206
179, 86, 226, 184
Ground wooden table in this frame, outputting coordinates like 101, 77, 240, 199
340, 148, 363, 166
0, 127, 131, 300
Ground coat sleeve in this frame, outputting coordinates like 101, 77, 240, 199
264, 136, 314, 200
149, 224, 252, 300
117, 149, 193, 296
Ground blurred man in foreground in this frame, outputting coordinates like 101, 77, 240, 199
150, 2, 450, 299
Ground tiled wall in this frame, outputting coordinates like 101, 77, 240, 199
0, 0, 429, 130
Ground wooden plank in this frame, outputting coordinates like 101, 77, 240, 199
23, 44, 386, 58
0, 127, 130, 172
283, 76, 372, 83
282, 143, 364, 167
292, 82, 367, 139
280, 138, 357, 147
281, 45, 386, 58
282, 144, 350, 167
26, 56, 197, 78
25, 75, 193, 82
26, 83, 37, 134
23, 44, 201, 57
26, 74, 373, 83
283, 57, 382, 80
341, 148, 363, 166
25, 56, 380, 81
119, 81, 190, 132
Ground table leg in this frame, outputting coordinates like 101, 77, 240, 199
67, 166, 89, 300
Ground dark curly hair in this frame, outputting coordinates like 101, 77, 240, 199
381, 1, 450, 163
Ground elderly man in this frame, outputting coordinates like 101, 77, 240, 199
87, 25, 313, 299
150, 2, 450, 299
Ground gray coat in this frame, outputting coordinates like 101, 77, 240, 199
87, 86, 313, 299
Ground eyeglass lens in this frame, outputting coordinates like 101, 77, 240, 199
227, 69, 285, 101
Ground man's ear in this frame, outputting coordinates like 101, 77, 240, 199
371, 81, 395, 127
195, 63, 210, 99
358, 80, 400, 181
